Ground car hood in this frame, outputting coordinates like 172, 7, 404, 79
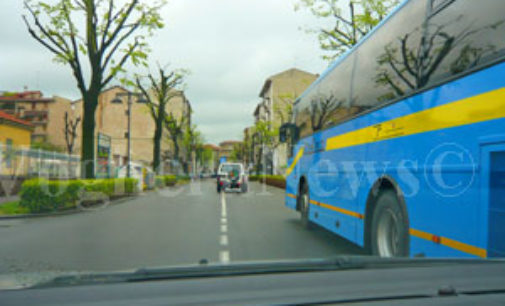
1, 256, 504, 290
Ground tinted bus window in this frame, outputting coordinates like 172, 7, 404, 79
424, 0, 505, 86
352, 0, 427, 108
294, 54, 354, 138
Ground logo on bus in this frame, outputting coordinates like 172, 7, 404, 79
424, 143, 476, 198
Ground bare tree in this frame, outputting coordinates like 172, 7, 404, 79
63, 111, 81, 155
310, 94, 343, 131
135, 66, 185, 174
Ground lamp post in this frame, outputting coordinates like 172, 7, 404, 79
111, 91, 147, 178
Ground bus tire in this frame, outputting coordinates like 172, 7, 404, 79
299, 184, 312, 230
370, 190, 409, 257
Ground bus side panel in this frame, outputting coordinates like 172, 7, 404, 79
358, 63, 505, 257
309, 122, 367, 245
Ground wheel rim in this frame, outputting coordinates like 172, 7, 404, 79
377, 208, 400, 257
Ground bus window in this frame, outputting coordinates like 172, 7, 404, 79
352, 0, 427, 109
294, 53, 354, 138
425, 0, 505, 87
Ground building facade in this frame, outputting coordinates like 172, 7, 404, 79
253, 68, 318, 174
72, 86, 191, 174
0, 110, 33, 176
218, 140, 242, 162
0, 91, 73, 150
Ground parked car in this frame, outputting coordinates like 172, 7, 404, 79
216, 162, 248, 193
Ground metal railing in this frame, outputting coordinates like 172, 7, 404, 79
0, 143, 81, 179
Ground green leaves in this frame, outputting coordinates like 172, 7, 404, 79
296, 0, 399, 62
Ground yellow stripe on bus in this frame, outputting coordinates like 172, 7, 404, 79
326, 88, 505, 151
305, 200, 486, 257
285, 146, 305, 177
309, 199, 364, 219
409, 228, 487, 258
286, 193, 297, 199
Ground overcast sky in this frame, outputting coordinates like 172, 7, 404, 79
0, 0, 328, 144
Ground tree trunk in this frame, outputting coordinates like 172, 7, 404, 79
81, 93, 98, 179
153, 117, 163, 174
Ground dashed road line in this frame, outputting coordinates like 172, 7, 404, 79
220, 235, 228, 246
219, 250, 230, 263
219, 192, 230, 264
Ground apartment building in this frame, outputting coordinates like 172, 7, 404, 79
0, 91, 73, 150
253, 68, 318, 174
218, 140, 242, 162
72, 86, 191, 173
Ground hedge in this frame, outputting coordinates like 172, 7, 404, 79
249, 175, 286, 189
155, 175, 178, 188
19, 178, 138, 214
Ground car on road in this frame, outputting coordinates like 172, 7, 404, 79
216, 162, 248, 193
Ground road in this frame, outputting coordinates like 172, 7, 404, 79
0, 180, 363, 274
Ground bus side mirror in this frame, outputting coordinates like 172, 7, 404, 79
279, 123, 299, 143
279, 124, 288, 143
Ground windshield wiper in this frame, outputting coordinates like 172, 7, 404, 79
31, 256, 504, 289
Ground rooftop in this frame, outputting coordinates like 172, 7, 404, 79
0, 110, 34, 128
0, 90, 52, 102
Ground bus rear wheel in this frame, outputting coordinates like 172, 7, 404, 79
370, 190, 409, 257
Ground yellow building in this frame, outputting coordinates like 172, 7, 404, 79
0, 110, 33, 175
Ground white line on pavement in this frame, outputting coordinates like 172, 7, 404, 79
219, 251, 230, 264
220, 193, 227, 218
220, 235, 228, 246
221, 224, 227, 233
221, 218, 227, 224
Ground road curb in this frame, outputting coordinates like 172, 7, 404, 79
0, 194, 140, 220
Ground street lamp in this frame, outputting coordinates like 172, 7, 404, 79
111, 91, 147, 178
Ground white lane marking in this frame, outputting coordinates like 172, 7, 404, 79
219, 190, 230, 263
219, 251, 230, 264
220, 235, 228, 246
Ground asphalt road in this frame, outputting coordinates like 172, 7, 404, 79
0, 180, 363, 274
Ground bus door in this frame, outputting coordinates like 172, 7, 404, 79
482, 142, 505, 257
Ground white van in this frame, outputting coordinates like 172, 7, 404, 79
216, 162, 248, 193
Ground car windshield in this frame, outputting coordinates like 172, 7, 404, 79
1, 0, 504, 285
220, 164, 241, 174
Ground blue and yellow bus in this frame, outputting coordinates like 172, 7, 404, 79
280, 0, 505, 258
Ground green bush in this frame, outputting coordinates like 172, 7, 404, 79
249, 175, 286, 189
164, 175, 177, 186
19, 178, 139, 214
155, 175, 188, 187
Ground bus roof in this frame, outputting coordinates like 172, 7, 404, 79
294, 0, 411, 106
